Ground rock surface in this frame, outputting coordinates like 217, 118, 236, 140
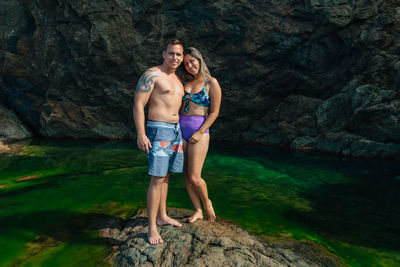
1, 0, 399, 157
0, 104, 32, 142
96, 208, 344, 267
0, 141, 10, 152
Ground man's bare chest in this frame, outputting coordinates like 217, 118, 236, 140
154, 79, 183, 97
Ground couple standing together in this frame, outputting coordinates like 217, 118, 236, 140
133, 39, 222, 245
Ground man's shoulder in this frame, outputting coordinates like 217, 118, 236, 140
136, 67, 163, 93
145, 66, 163, 75
141, 66, 166, 83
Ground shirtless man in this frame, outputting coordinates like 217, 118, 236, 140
133, 39, 184, 245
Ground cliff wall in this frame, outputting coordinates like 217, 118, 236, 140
1, 0, 399, 157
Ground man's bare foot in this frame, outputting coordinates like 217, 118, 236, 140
205, 199, 216, 222
156, 216, 182, 227
148, 227, 163, 245
187, 209, 203, 223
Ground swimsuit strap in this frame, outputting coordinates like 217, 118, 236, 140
201, 77, 209, 96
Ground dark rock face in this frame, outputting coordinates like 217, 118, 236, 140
1, 0, 399, 157
97, 208, 344, 267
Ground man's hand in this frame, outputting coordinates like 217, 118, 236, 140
189, 131, 203, 144
137, 135, 152, 154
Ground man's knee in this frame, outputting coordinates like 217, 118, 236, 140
150, 176, 166, 186
163, 173, 171, 182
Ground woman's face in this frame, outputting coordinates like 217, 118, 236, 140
183, 54, 200, 76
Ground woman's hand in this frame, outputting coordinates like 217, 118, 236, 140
189, 131, 203, 144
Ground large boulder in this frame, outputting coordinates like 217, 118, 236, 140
0, 104, 32, 142
315, 131, 400, 158
347, 100, 400, 143
96, 208, 344, 267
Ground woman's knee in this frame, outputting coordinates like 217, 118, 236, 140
188, 175, 203, 186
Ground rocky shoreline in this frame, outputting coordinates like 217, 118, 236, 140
96, 208, 345, 267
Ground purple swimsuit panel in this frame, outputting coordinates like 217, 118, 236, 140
179, 113, 209, 141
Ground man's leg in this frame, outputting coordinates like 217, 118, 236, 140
156, 172, 182, 227
147, 176, 165, 245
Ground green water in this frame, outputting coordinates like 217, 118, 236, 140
0, 139, 399, 266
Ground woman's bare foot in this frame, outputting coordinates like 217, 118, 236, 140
156, 216, 182, 227
205, 200, 216, 222
187, 209, 203, 223
148, 227, 163, 245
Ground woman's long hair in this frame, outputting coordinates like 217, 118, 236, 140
178, 47, 211, 82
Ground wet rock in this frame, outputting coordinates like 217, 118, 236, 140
345, 139, 400, 158
313, 83, 400, 157
0, 141, 10, 152
97, 208, 344, 267
0, 104, 32, 142
291, 136, 317, 151
315, 132, 358, 154
346, 100, 400, 143
315, 131, 400, 158
316, 94, 353, 130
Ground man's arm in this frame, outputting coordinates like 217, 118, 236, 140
133, 69, 158, 153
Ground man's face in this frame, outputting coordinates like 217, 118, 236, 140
163, 44, 183, 69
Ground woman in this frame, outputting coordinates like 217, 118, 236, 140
178, 47, 222, 222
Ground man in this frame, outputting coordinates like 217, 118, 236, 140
133, 39, 184, 245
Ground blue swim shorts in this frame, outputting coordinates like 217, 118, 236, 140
146, 120, 184, 177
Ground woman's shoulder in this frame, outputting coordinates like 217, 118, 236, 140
206, 77, 220, 87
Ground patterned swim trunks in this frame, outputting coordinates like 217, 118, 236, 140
146, 120, 184, 177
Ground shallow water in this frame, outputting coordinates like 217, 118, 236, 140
0, 138, 399, 266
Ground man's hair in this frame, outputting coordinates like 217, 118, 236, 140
163, 39, 183, 51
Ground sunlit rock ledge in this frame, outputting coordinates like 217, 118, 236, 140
0, 104, 32, 144
96, 208, 344, 267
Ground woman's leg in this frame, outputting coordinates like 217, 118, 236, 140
183, 139, 203, 222
186, 133, 216, 222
